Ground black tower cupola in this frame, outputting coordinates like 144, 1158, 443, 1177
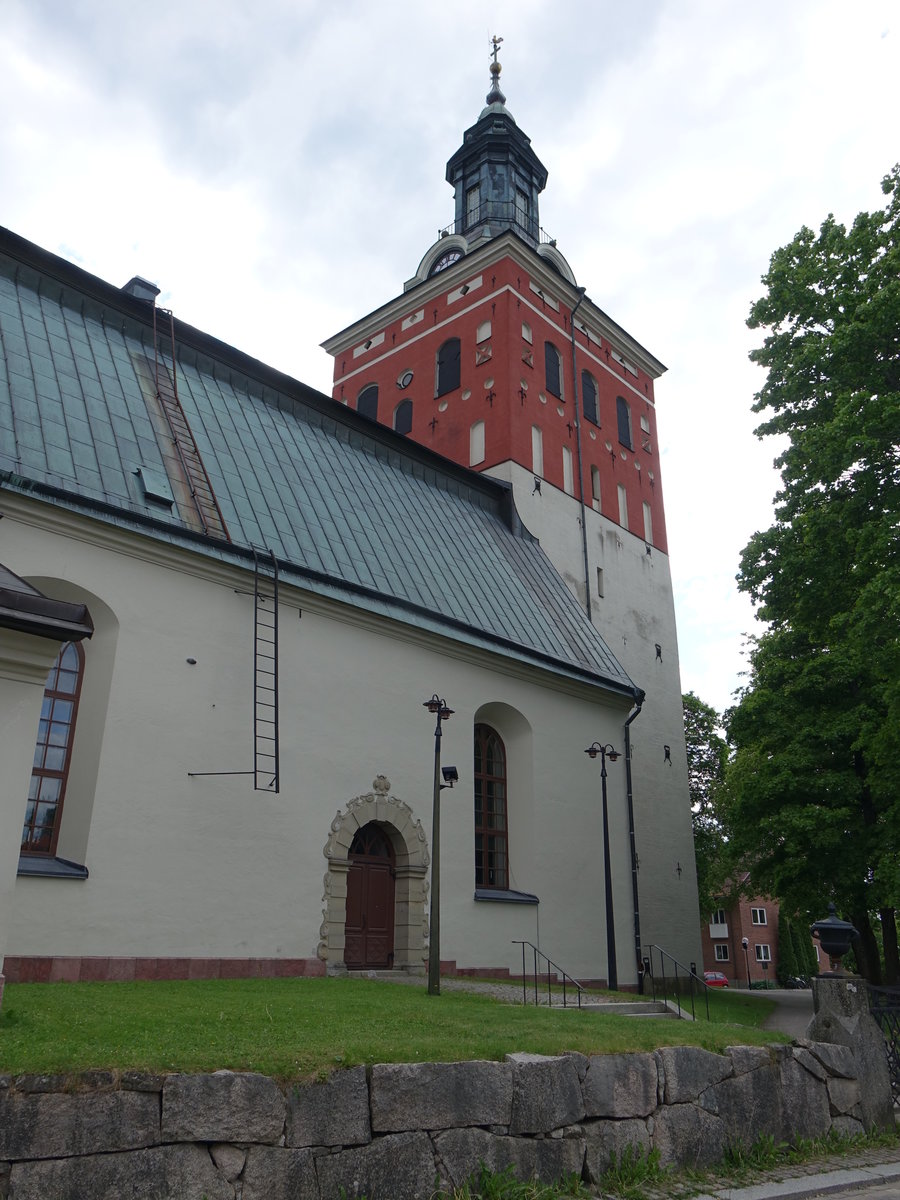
445, 40, 548, 249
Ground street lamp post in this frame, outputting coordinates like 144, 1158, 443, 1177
742, 936, 751, 989
424, 694, 454, 996
585, 742, 620, 991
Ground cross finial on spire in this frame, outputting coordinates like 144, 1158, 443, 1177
486, 34, 506, 106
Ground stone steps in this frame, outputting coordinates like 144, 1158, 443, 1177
578, 1000, 682, 1019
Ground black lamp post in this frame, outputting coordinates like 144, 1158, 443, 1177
424, 694, 454, 996
742, 936, 751, 989
585, 742, 620, 991
810, 903, 859, 976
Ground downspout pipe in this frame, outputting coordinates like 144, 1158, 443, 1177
568, 286, 591, 621
624, 688, 645, 991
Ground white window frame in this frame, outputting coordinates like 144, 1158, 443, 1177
751, 907, 767, 926
562, 446, 573, 495
715, 945, 730, 962
531, 426, 543, 476
469, 420, 485, 467
617, 483, 628, 530
755, 944, 771, 962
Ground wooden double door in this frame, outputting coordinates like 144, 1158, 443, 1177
344, 822, 395, 970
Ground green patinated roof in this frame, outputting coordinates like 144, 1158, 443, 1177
0, 228, 636, 698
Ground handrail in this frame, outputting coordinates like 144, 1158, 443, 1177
512, 941, 584, 1008
643, 944, 712, 1021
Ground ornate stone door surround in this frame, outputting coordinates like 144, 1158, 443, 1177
319, 776, 429, 973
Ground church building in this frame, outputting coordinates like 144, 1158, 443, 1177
0, 54, 700, 1001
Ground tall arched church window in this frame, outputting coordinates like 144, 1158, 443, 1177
393, 399, 413, 435
582, 371, 599, 425
616, 396, 633, 449
24, 641, 84, 855
474, 724, 508, 889
357, 385, 378, 421
544, 342, 562, 399
436, 338, 461, 397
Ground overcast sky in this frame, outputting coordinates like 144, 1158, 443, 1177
2, 0, 897, 714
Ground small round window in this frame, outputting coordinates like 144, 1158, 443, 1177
397, 370, 414, 389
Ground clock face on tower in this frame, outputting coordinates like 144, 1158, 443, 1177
430, 249, 463, 275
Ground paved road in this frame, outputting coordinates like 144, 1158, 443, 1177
757, 986, 816, 1038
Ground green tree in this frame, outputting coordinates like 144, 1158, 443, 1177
683, 692, 729, 917
722, 167, 900, 983
777, 911, 799, 984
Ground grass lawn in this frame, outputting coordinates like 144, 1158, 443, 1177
0, 977, 784, 1080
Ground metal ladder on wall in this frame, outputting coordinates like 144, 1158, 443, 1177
152, 306, 230, 541
252, 548, 280, 793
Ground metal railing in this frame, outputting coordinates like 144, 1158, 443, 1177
512, 941, 584, 1008
437, 206, 556, 247
868, 984, 900, 1106
643, 944, 712, 1021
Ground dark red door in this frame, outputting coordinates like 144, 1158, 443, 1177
344, 823, 395, 969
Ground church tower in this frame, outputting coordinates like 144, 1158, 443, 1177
322, 46, 699, 972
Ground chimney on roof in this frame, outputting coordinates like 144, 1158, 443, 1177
121, 276, 161, 302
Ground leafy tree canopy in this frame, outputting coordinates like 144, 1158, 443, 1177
721, 167, 900, 983
683, 692, 729, 917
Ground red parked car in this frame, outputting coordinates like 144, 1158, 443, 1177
703, 970, 729, 988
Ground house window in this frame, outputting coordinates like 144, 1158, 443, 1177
616, 396, 632, 449
751, 908, 767, 926
531, 426, 543, 476
544, 342, 562, 399
476, 320, 492, 343
474, 724, 508, 888
617, 484, 628, 530
466, 185, 480, 228
755, 944, 771, 962
436, 338, 461, 397
24, 641, 85, 855
643, 501, 653, 544
562, 446, 573, 495
715, 945, 730, 962
591, 466, 601, 512
582, 371, 599, 425
711, 907, 726, 926
357, 385, 378, 421
393, 399, 413, 436
469, 420, 485, 466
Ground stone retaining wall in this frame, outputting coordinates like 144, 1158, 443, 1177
0, 1038, 886, 1199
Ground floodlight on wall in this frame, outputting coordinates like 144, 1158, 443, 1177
460, 284, 470, 295
441, 765, 459, 789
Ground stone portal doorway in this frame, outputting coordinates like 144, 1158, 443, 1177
345, 823, 395, 969
318, 777, 429, 974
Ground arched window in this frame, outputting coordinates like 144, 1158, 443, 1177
469, 420, 485, 466
474, 724, 508, 889
591, 465, 602, 512
436, 338, 461, 397
562, 445, 574, 495
544, 342, 562, 399
616, 395, 633, 449
393, 399, 413, 435
531, 426, 543, 476
357, 385, 378, 421
582, 371, 599, 424
24, 641, 84, 855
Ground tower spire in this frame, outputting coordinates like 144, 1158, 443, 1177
487, 34, 506, 107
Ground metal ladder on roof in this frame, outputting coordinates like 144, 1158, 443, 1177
252, 547, 280, 793
152, 306, 230, 541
